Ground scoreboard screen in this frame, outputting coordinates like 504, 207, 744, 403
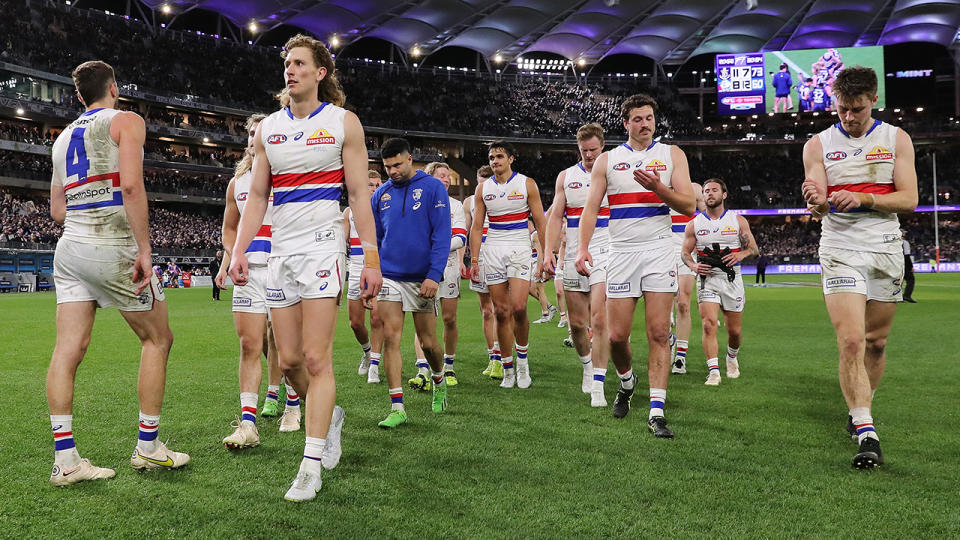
715, 52, 765, 115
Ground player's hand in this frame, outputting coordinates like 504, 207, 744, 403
360, 267, 382, 301
228, 253, 249, 287
575, 249, 592, 277
132, 250, 152, 295
827, 190, 862, 212
541, 252, 556, 279
419, 278, 439, 299
633, 169, 662, 192
801, 178, 827, 206
470, 263, 481, 282
694, 263, 712, 276
459, 261, 470, 279
215, 268, 229, 289
721, 251, 744, 266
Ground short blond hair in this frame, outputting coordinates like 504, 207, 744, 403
368, 169, 382, 179
576, 123, 604, 143
424, 162, 451, 176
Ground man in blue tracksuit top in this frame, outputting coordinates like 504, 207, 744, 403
371, 137, 451, 428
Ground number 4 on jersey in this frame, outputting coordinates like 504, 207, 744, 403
66, 128, 90, 182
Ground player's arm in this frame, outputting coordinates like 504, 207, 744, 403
865, 129, 918, 213
543, 170, 566, 272
49, 172, 66, 225
526, 177, 548, 277
229, 122, 269, 286
422, 183, 452, 298
450, 200, 467, 253
681, 221, 709, 276
342, 207, 352, 253
724, 215, 759, 265
216, 177, 238, 288
111, 111, 152, 293
342, 111, 382, 300
468, 184, 486, 273
801, 135, 830, 218
576, 152, 607, 275
634, 146, 695, 216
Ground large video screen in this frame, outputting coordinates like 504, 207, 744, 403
716, 46, 886, 115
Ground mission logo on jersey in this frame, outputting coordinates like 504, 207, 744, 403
645, 160, 668, 172
507, 190, 524, 200
865, 146, 893, 161
306, 128, 336, 146
721, 225, 737, 236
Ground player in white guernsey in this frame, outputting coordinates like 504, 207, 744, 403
215, 114, 293, 449
576, 94, 696, 438
409, 162, 466, 389
344, 170, 384, 384
469, 141, 549, 389
464, 166, 504, 379
670, 182, 704, 375
801, 67, 917, 469
228, 35, 382, 501
46, 61, 188, 486
543, 123, 610, 407
681, 179, 758, 386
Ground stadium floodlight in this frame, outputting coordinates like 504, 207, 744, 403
161, 3, 171, 14
202, 137, 209, 143
916, 107, 924, 112
494, 54, 503, 63
248, 21, 258, 32
16, 107, 24, 115
330, 36, 340, 47
412, 47, 421, 57
577, 58, 585, 66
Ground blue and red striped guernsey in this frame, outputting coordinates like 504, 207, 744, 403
64, 172, 123, 210
565, 206, 610, 229
349, 237, 363, 256
234, 169, 273, 265
482, 172, 531, 245
247, 224, 272, 255
604, 141, 676, 251
561, 161, 609, 256
259, 102, 348, 257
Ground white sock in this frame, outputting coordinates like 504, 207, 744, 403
649, 388, 666, 419
51, 414, 80, 467
301, 436, 325, 474
726, 346, 740, 362
618, 368, 635, 390
266, 385, 281, 404
431, 370, 445, 386
361, 341, 372, 353
850, 407, 878, 443
137, 412, 160, 453
579, 354, 592, 371
443, 354, 455, 372
369, 352, 381, 367
285, 385, 300, 409
416, 358, 429, 375
707, 357, 720, 372
592, 367, 606, 393
240, 392, 257, 426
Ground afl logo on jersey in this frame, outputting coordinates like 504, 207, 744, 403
826, 151, 847, 161
613, 162, 630, 171
267, 134, 287, 145
237, 192, 248, 201
697, 229, 709, 236
484, 194, 496, 201
568, 182, 583, 190
315, 270, 331, 278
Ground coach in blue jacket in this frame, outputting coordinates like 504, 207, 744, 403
371, 137, 452, 428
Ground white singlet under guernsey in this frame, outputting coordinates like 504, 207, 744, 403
562, 162, 609, 255
693, 210, 742, 273
605, 141, 674, 251
260, 103, 347, 257
818, 119, 901, 254
482, 172, 530, 246
234, 170, 273, 266
51, 108, 132, 245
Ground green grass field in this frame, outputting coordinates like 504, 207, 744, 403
1, 274, 957, 538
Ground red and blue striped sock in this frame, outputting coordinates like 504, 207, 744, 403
369, 353, 381, 367
51, 414, 80, 467
707, 357, 720, 373
240, 392, 257, 425
389, 387, 404, 411
137, 412, 160, 453
285, 385, 300, 409
649, 388, 666, 419
265, 385, 280, 405
676, 340, 688, 363
850, 407, 878, 443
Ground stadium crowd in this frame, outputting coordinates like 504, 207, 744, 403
0, 189, 222, 250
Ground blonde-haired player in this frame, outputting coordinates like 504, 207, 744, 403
544, 123, 611, 407
216, 113, 296, 449
229, 34, 382, 501
344, 170, 384, 383
47, 60, 187, 486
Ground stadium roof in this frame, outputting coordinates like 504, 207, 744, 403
144, 0, 960, 66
